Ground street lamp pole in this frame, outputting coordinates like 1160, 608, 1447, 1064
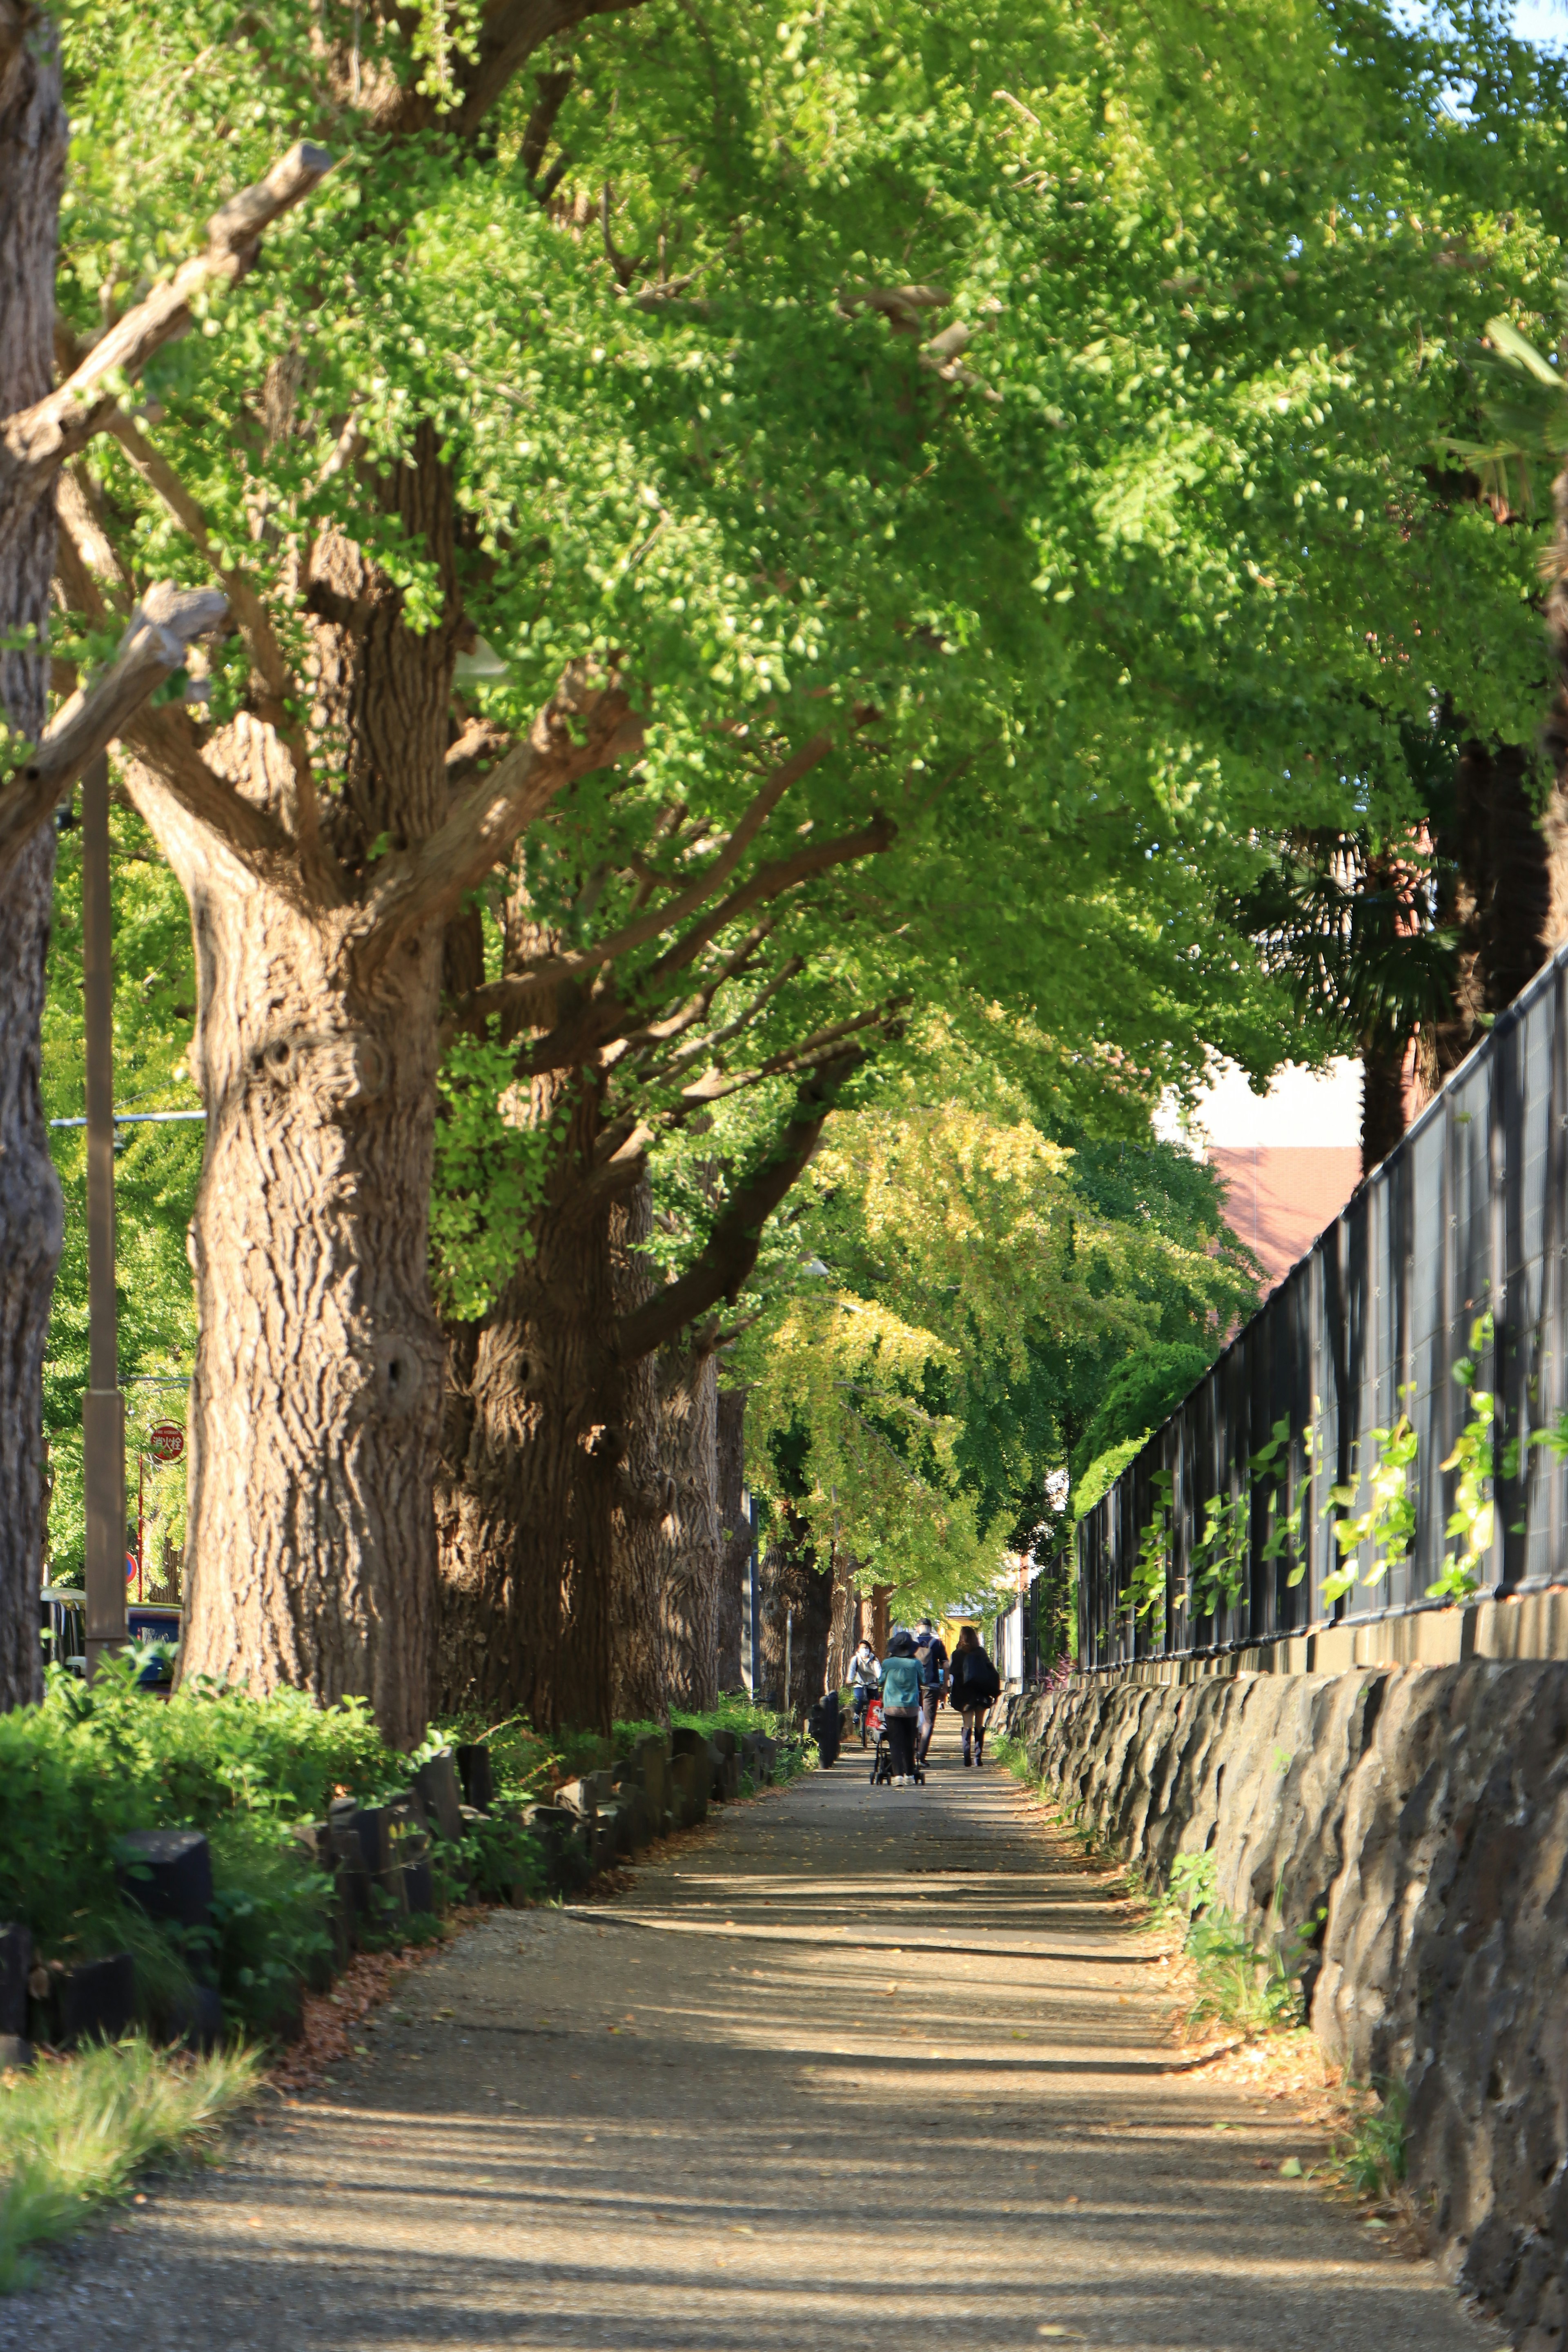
81, 754, 125, 1681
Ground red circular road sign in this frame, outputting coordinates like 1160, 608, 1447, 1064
147, 1422, 185, 1463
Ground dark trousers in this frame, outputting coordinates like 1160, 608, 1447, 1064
916, 1689, 940, 1761
886, 1712, 917, 1778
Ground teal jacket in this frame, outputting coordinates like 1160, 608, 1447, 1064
878, 1655, 922, 1712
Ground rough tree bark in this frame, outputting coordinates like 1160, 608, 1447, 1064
759, 1514, 832, 1717
714, 1385, 746, 1691
437, 1051, 868, 1729
826, 1547, 860, 1692
434, 1063, 627, 1733
0, 5, 66, 1711
1359, 1038, 1410, 1180
1431, 739, 1568, 1084
170, 875, 445, 1738
658, 1342, 721, 1710
609, 1172, 667, 1722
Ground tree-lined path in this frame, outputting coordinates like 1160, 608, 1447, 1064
0, 1724, 1501, 2351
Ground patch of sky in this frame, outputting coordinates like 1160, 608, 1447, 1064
1388, 1, 1567, 124
1509, 1, 1568, 47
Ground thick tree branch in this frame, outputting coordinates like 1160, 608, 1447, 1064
0, 143, 334, 561
356, 658, 642, 971
463, 730, 832, 1023
99, 412, 292, 711
521, 69, 575, 181
54, 505, 296, 868
376, 0, 647, 138
604, 924, 779, 1067
490, 814, 889, 1076
639, 953, 806, 1080
672, 1003, 900, 1109
509, 913, 777, 1077
95, 406, 332, 889
445, 712, 510, 792
637, 815, 895, 995
614, 1051, 865, 1363
0, 582, 228, 879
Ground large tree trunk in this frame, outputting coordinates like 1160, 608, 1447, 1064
826, 1548, 860, 1692
759, 1514, 832, 1717
163, 869, 444, 1747
659, 1343, 721, 1710
0, 16, 66, 1712
1359, 1034, 1410, 1180
435, 1019, 858, 1735
714, 1385, 746, 1692
610, 1173, 667, 1722
1431, 739, 1568, 1087
434, 1075, 624, 1735
136, 440, 465, 1749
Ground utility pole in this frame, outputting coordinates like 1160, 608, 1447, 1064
742, 1488, 761, 1701
81, 754, 124, 1680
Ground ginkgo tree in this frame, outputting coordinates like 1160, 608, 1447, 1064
728, 1020, 1258, 1623
413, 0, 1568, 1730
30, 0, 1568, 1740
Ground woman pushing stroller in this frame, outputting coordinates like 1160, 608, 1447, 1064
875, 1627, 923, 1786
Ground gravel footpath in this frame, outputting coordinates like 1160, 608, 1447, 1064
0, 1713, 1506, 2351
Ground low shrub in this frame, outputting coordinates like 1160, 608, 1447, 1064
0, 2036, 259, 2291
0, 1662, 410, 2039
1, 1668, 808, 2058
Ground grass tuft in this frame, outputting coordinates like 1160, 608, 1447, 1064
0, 2036, 259, 2292
1333, 2076, 1408, 2203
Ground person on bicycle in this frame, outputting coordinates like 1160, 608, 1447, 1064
849, 1636, 881, 1736
949, 1624, 1001, 1766
877, 1628, 922, 1786
914, 1621, 947, 1766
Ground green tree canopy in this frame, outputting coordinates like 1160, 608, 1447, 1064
33, 0, 1568, 1728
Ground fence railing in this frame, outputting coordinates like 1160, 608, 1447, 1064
1076, 929, 1568, 1669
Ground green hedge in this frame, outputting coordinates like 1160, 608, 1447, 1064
1, 1664, 427, 2037
0, 1673, 791, 2044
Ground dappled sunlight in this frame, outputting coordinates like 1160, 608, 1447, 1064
0, 1713, 1500, 2352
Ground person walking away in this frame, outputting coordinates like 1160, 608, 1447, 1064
877, 1628, 922, 1786
849, 1636, 881, 1739
916, 1617, 949, 1682
914, 1623, 947, 1766
949, 1625, 1000, 1766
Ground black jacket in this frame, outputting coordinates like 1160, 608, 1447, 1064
949, 1646, 1000, 1706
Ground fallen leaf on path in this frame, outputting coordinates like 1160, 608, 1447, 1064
1279, 2156, 1303, 2178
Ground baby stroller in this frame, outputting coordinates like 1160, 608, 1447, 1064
867, 1695, 924, 1788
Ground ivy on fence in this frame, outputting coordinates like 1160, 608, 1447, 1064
1096, 1311, 1521, 1646
1428, 1316, 1495, 1604
1118, 1467, 1172, 1639
1324, 1394, 1419, 1608
1189, 1487, 1251, 1621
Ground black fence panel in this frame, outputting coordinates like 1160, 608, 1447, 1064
1076, 938, 1568, 1667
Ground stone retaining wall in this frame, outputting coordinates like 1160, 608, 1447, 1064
1009, 1665, 1568, 2350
